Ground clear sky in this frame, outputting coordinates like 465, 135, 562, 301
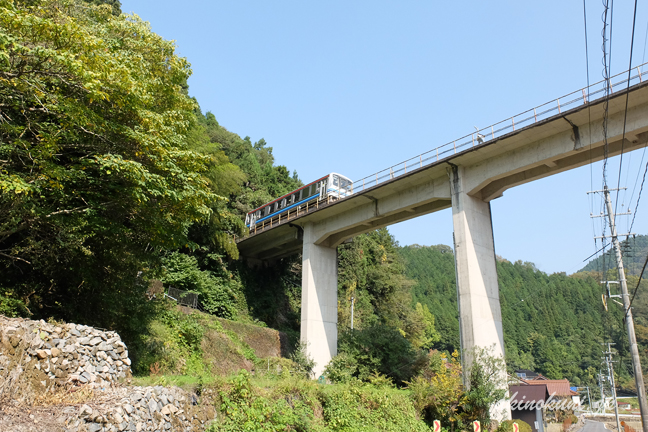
121, 0, 648, 275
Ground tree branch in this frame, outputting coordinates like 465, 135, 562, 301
0, 251, 31, 265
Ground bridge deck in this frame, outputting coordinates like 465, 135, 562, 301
238, 76, 648, 261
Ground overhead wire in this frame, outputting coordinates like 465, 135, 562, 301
627, 24, 648, 234
601, 0, 612, 189
629, 160, 648, 233
584, 0, 603, 267
613, 0, 640, 221
598, 0, 615, 347
627, 249, 648, 317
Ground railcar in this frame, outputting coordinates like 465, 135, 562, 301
245, 173, 353, 228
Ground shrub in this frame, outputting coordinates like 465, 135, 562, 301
498, 420, 532, 432
133, 304, 206, 375
407, 350, 464, 428
325, 325, 427, 386
289, 341, 316, 379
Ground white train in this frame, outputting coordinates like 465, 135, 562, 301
245, 173, 353, 228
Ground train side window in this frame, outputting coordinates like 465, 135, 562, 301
333, 176, 339, 186
281, 198, 287, 208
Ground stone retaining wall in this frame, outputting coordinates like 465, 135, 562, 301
0, 316, 216, 431
0, 316, 131, 387
64, 385, 213, 432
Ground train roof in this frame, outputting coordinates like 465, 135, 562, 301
246, 173, 352, 215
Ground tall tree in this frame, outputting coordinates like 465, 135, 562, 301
0, 0, 218, 329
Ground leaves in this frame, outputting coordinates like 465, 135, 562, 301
0, 0, 220, 330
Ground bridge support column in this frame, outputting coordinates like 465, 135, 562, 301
301, 222, 337, 379
448, 165, 511, 421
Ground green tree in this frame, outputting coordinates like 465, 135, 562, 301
0, 0, 218, 330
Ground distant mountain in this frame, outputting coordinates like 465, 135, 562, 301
579, 235, 648, 276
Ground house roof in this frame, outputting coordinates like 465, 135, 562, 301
509, 384, 550, 407
522, 378, 576, 397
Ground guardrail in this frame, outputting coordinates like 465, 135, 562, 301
350, 63, 648, 192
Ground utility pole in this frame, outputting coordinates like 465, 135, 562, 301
602, 186, 648, 432
599, 370, 607, 414
350, 296, 355, 330
603, 343, 622, 432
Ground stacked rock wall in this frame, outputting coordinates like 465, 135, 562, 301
0, 316, 131, 387
0, 315, 216, 431
65, 385, 213, 432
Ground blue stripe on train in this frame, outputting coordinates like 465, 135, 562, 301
247, 189, 352, 227
248, 193, 320, 227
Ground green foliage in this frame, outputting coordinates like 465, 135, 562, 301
134, 305, 206, 375
408, 350, 465, 428
159, 252, 238, 319
211, 370, 316, 432
289, 341, 316, 379
338, 230, 435, 349
319, 381, 431, 432
498, 420, 532, 432
413, 302, 441, 350
408, 349, 506, 431
81, 0, 121, 15
325, 325, 427, 386
462, 347, 508, 429
580, 235, 648, 276
0, 293, 29, 318
399, 245, 460, 353
398, 244, 642, 388
0, 0, 220, 341
208, 371, 432, 432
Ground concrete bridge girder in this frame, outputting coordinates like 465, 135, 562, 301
464, 97, 648, 201
311, 176, 451, 247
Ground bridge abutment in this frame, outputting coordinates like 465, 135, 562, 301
301, 222, 338, 378
449, 165, 511, 420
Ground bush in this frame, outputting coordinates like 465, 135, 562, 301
289, 341, 315, 379
207, 371, 431, 432
498, 420, 532, 432
324, 325, 427, 386
407, 350, 464, 428
0, 294, 29, 318
133, 304, 206, 375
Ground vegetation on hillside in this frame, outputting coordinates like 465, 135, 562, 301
400, 243, 648, 391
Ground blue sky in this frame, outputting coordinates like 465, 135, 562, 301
121, 0, 648, 274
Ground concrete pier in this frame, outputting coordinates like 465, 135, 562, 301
300, 222, 338, 378
449, 164, 511, 420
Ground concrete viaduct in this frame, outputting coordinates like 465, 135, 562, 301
237, 69, 648, 417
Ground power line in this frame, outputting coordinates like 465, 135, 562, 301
629, 160, 648, 233
627, 245, 648, 315
600, 0, 612, 189
613, 0, 639, 219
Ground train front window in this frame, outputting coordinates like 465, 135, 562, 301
333, 176, 339, 187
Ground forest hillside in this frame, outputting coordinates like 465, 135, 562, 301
399, 238, 648, 391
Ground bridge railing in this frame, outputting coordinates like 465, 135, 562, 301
351, 63, 648, 192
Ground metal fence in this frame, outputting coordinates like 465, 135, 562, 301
350, 63, 648, 192
167, 287, 199, 309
